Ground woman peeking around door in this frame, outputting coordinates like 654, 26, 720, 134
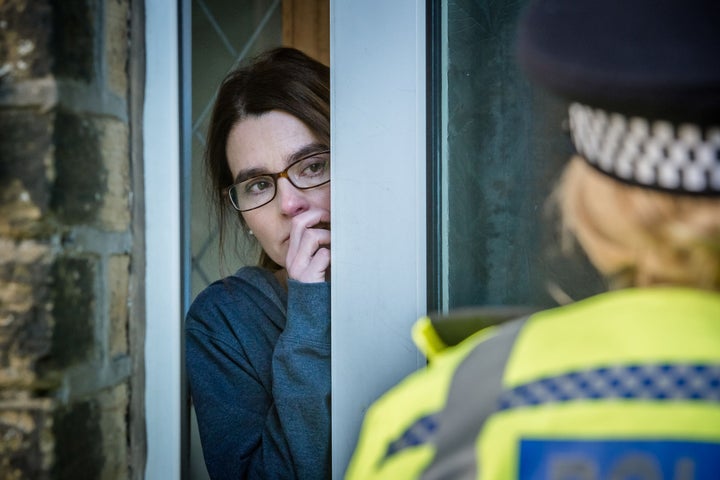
186, 47, 331, 480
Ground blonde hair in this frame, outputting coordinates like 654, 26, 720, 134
554, 156, 720, 291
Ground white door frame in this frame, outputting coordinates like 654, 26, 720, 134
331, 0, 427, 475
144, 1, 183, 478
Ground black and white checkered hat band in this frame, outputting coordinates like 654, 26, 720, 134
568, 103, 720, 194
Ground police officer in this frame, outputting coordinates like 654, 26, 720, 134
346, 0, 720, 478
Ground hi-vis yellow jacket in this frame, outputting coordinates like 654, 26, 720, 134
345, 288, 720, 479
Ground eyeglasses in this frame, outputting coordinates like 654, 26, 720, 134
226, 150, 331, 212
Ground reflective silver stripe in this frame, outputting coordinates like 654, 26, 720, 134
419, 316, 528, 480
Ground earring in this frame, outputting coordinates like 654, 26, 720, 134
248, 229, 254, 236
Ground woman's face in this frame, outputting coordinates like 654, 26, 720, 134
226, 110, 331, 268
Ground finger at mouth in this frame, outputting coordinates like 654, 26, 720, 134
312, 222, 331, 231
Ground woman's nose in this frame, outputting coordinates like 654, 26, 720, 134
276, 178, 309, 216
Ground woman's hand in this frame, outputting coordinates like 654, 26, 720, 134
286, 208, 331, 283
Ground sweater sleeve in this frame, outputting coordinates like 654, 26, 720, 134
185, 276, 330, 480
272, 279, 331, 479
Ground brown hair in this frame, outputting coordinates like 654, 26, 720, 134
204, 47, 330, 270
554, 157, 720, 291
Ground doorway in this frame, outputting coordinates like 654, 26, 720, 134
187, 1, 329, 478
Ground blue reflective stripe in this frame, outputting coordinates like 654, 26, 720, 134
383, 414, 439, 460
499, 364, 720, 411
519, 439, 720, 479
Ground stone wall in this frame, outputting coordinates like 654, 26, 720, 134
0, 0, 145, 478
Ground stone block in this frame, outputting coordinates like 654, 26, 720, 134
105, 0, 129, 98
0, 239, 53, 385
51, 383, 129, 480
0, 0, 53, 82
97, 382, 129, 479
0, 399, 54, 480
97, 119, 130, 231
51, 0, 96, 83
51, 112, 105, 224
51, 113, 130, 231
52, 398, 102, 479
108, 254, 129, 357
0, 109, 54, 237
46, 256, 96, 368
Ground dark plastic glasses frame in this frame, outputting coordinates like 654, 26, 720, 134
225, 149, 331, 212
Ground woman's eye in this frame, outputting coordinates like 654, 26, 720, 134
245, 178, 273, 194
301, 159, 329, 177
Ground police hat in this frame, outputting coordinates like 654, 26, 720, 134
516, 0, 720, 195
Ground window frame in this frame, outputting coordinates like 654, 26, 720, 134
144, 1, 185, 477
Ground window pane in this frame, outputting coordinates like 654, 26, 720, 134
429, 0, 604, 313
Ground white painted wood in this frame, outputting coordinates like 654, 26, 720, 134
144, 1, 182, 477
330, 0, 427, 475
